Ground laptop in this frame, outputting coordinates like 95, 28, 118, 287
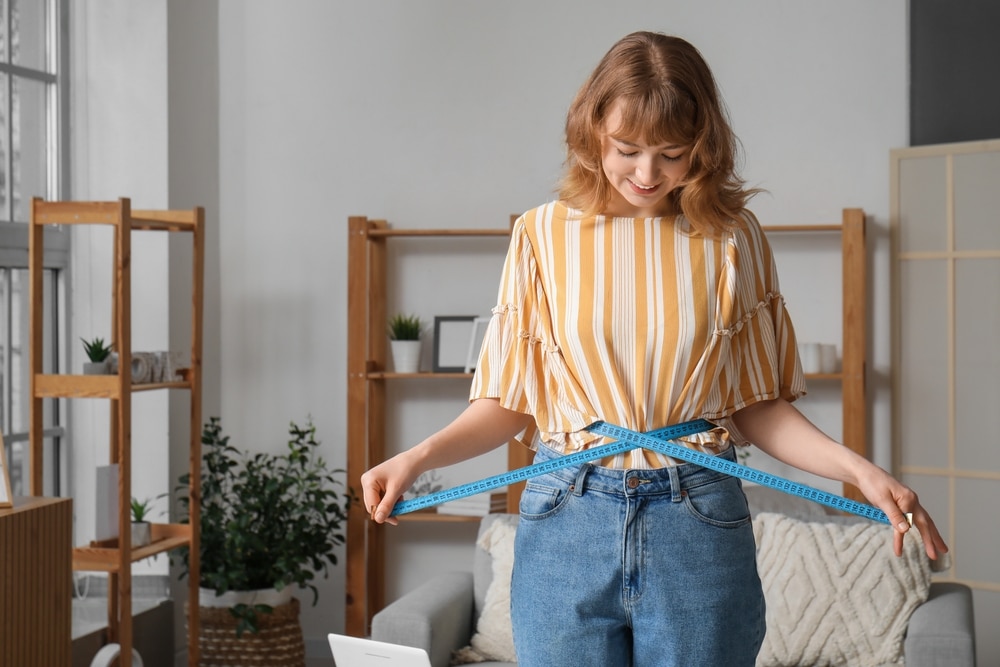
327, 633, 432, 667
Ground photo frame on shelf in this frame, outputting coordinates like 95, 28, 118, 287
433, 316, 476, 372
0, 434, 12, 508
463, 316, 492, 373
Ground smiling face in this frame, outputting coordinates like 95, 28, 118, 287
600, 101, 690, 218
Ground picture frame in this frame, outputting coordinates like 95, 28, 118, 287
0, 434, 12, 509
463, 316, 492, 373
433, 316, 476, 372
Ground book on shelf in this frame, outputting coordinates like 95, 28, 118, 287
437, 492, 507, 516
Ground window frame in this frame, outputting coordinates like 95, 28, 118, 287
0, 0, 70, 496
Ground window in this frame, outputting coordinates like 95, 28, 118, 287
0, 0, 69, 496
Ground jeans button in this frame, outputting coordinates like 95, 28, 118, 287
627, 477, 640, 489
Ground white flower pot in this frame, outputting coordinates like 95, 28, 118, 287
83, 360, 109, 375
131, 522, 152, 547
389, 339, 421, 373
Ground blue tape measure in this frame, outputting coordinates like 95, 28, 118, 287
390, 419, 712, 516
587, 422, 888, 524
390, 418, 890, 525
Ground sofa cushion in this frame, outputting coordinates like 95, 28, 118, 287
453, 517, 517, 664
744, 483, 832, 519
753, 511, 932, 667
455, 500, 934, 667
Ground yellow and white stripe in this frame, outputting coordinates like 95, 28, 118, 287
470, 201, 805, 469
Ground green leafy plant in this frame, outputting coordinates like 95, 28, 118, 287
175, 417, 351, 636
130, 494, 166, 523
387, 313, 422, 340
81, 336, 113, 363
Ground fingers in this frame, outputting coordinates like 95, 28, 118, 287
360, 481, 397, 525
360, 465, 408, 526
911, 507, 949, 562
882, 502, 914, 536
880, 492, 950, 561
373, 496, 402, 525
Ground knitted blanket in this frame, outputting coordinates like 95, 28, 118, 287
753, 512, 932, 667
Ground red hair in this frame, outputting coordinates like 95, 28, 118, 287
559, 32, 756, 235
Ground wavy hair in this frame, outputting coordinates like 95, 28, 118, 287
559, 32, 756, 235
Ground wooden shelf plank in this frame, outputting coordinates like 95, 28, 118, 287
130, 380, 192, 392
34, 374, 121, 398
31, 200, 122, 225
367, 228, 510, 238
762, 224, 843, 232
32, 374, 192, 398
368, 371, 473, 380
130, 210, 199, 232
804, 372, 844, 381
72, 523, 192, 572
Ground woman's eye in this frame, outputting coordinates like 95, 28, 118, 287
617, 149, 638, 158
662, 153, 684, 162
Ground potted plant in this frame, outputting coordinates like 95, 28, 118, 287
175, 416, 350, 661
387, 313, 422, 373
130, 494, 166, 547
81, 336, 113, 374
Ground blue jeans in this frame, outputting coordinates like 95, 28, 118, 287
511, 445, 765, 667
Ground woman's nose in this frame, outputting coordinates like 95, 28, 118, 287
637, 156, 660, 183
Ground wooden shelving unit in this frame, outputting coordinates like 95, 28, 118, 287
28, 197, 204, 667
345, 208, 868, 637
345, 216, 521, 637
762, 208, 868, 501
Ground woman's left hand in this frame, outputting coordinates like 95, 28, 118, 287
733, 398, 950, 561
854, 464, 949, 561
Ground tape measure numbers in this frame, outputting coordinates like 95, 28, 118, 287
587, 422, 889, 524
390, 419, 712, 516
390, 418, 890, 525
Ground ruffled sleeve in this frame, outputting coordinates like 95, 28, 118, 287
469, 217, 598, 449
702, 212, 806, 443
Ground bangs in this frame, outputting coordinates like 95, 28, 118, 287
610, 91, 698, 147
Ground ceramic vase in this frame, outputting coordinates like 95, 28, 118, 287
389, 339, 421, 373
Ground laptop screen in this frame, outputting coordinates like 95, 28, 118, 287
327, 633, 432, 667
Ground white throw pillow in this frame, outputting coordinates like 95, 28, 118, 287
753, 512, 932, 667
451, 518, 517, 664
452, 508, 934, 666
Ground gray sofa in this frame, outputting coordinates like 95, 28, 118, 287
373, 489, 976, 667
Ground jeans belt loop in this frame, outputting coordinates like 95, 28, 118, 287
668, 465, 683, 503
572, 463, 589, 497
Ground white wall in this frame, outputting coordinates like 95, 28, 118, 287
69, 0, 222, 657
215, 0, 907, 652
70, 0, 172, 578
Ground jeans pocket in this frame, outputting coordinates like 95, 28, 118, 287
519, 478, 572, 520
681, 477, 751, 528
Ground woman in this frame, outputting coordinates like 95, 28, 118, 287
362, 31, 947, 666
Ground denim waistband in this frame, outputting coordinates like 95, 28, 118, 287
531, 443, 738, 497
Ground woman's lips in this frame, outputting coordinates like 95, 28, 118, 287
629, 180, 661, 195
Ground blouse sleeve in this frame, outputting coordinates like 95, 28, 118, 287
704, 212, 806, 443
469, 218, 597, 446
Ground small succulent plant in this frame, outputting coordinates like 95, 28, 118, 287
81, 336, 113, 363
387, 313, 422, 341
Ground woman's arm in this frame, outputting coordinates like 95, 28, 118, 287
732, 397, 949, 560
362, 398, 534, 525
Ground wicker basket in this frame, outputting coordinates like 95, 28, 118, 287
189, 597, 305, 667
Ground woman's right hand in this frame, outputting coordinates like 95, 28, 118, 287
361, 398, 534, 525
361, 451, 422, 525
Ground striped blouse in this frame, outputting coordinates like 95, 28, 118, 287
469, 200, 806, 469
